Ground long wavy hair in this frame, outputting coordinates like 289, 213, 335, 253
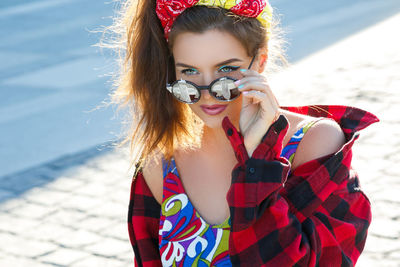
99, 0, 286, 174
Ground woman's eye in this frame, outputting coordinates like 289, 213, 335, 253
181, 68, 198, 75
219, 66, 240, 73
180, 66, 239, 75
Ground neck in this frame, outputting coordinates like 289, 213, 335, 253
200, 119, 238, 154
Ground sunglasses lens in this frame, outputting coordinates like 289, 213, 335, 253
172, 81, 200, 103
210, 78, 240, 101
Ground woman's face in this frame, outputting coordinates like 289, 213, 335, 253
172, 29, 257, 129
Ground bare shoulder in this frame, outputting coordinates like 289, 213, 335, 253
141, 150, 164, 205
291, 118, 346, 170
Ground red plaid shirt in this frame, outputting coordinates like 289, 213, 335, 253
127, 105, 379, 266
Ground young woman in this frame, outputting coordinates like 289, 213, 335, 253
108, 0, 379, 266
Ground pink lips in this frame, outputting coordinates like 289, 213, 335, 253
200, 104, 227, 115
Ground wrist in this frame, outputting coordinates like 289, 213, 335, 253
244, 139, 260, 158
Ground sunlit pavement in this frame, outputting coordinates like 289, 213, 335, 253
0, 144, 133, 266
0, 0, 399, 266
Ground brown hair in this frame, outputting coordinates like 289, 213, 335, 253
99, 0, 286, 174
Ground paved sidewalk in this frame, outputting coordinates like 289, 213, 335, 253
0, 12, 398, 267
0, 143, 133, 266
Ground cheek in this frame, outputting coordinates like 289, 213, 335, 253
187, 103, 201, 115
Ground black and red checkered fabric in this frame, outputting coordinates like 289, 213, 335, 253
127, 105, 379, 266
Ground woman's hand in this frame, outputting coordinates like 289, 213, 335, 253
235, 69, 280, 157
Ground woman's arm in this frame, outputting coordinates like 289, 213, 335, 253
222, 113, 372, 266
290, 118, 346, 170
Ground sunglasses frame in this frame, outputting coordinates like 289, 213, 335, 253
166, 54, 256, 104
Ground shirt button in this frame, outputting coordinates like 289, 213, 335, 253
227, 128, 233, 136
249, 167, 255, 174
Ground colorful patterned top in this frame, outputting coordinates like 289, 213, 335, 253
158, 118, 324, 266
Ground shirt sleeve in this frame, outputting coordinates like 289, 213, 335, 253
128, 170, 163, 267
221, 114, 371, 266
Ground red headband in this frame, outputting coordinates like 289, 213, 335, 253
156, 0, 273, 42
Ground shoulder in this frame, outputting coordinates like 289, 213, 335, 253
141, 150, 164, 205
291, 118, 346, 170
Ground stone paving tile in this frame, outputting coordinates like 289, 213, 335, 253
102, 221, 131, 241
83, 237, 132, 258
59, 193, 105, 211
44, 176, 87, 192
22, 221, 79, 243
0, 212, 41, 235
75, 215, 120, 233
22, 187, 72, 207
0, 231, 59, 258
54, 228, 104, 248
71, 256, 128, 267
88, 199, 128, 220
7, 201, 58, 220
44, 206, 90, 227
0, 191, 22, 212
38, 248, 91, 267
0, 256, 54, 267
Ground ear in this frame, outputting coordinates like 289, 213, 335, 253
257, 47, 268, 73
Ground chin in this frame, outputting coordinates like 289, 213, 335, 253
191, 107, 223, 128
201, 115, 226, 129
194, 104, 240, 130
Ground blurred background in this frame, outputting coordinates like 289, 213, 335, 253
0, 0, 399, 266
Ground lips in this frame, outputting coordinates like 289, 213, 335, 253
200, 105, 227, 115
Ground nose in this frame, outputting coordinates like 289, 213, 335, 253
202, 88, 212, 100
200, 73, 214, 86
199, 74, 215, 100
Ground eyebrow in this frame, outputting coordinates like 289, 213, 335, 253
175, 58, 243, 68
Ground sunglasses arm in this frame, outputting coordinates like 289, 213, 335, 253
166, 55, 172, 93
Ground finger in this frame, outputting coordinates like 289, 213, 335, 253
237, 82, 270, 94
242, 90, 268, 104
240, 81, 277, 109
243, 90, 280, 122
235, 76, 267, 86
235, 75, 268, 90
259, 82, 279, 108
243, 90, 279, 113
259, 86, 279, 112
272, 93, 280, 107
239, 68, 264, 77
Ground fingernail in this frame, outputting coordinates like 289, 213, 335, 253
242, 91, 249, 95
240, 69, 247, 72
238, 84, 244, 89
234, 80, 241, 86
